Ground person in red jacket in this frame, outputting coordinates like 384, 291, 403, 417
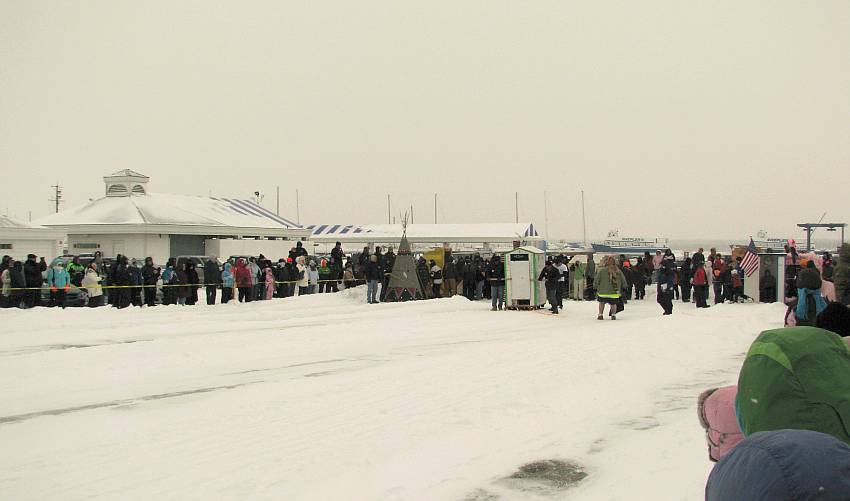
233, 259, 253, 303
692, 263, 710, 308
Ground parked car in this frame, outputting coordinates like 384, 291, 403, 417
39, 284, 87, 307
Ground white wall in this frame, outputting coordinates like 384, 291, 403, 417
0, 238, 62, 262
67, 233, 170, 264
205, 239, 297, 260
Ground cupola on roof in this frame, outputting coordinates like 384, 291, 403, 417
104, 169, 149, 197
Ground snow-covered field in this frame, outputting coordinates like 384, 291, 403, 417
0, 290, 785, 500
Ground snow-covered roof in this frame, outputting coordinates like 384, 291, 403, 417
308, 223, 539, 243
0, 215, 64, 240
35, 193, 309, 238
107, 169, 149, 179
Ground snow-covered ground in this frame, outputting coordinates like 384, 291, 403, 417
0, 290, 785, 500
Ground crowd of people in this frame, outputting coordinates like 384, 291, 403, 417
529, 244, 849, 321
2, 241, 848, 316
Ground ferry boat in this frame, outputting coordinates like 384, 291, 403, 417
591, 230, 669, 254
749, 230, 790, 252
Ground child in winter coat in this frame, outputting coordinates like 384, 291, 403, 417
221, 262, 234, 304
264, 267, 275, 300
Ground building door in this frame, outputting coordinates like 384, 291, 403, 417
112, 240, 125, 257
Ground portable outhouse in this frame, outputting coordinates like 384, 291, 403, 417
504, 246, 547, 309
743, 252, 786, 303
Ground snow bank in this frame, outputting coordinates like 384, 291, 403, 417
0, 292, 785, 500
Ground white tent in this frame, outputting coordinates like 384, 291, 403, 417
307, 223, 541, 254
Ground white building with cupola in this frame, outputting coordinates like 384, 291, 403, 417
36, 170, 310, 264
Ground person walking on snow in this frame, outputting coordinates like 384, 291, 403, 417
657, 250, 676, 315
537, 260, 562, 314
595, 256, 627, 320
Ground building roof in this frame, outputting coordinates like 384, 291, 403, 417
107, 169, 149, 179
0, 215, 64, 240
35, 193, 309, 238
307, 223, 539, 243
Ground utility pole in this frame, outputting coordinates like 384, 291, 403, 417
49, 183, 63, 213
387, 194, 391, 224
410, 205, 414, 224
295, 189, 301, 225
515, 192, 519, 223
581, 189, 587, 247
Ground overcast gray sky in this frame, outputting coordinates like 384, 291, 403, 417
2, 1, 848, 240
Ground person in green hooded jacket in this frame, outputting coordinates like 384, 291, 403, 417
736, 326, 850, 446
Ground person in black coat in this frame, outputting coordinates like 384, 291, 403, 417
186, 262, 200, 305
657, 253, 676, 315
632, 259, 646, 300
364, 254, 381, 304
141, 257, 160, 306
204, 257, 221, 305
129, 259, 143, 306
680, 253, 692, 302
23, 254, 46, 308
8, 261, 27, 308
486, 255, 506, 310
112, 256, 132, 309
274, 259, 289, 298
538, 260, 562, 313
462, 258, 476, 300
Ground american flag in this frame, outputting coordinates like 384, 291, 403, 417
741, 238, 760, 277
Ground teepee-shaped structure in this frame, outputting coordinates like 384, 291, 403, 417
383, 219, 425, 302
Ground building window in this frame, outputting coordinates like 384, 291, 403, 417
131, 184, 146, 194
0, 243, 12, 249
73, 243, 101, 249
107, 184, 128, 196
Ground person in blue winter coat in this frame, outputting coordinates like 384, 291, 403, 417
46, 257, 71, 308
705, 429, 850, 500
221, 262, 234, 304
